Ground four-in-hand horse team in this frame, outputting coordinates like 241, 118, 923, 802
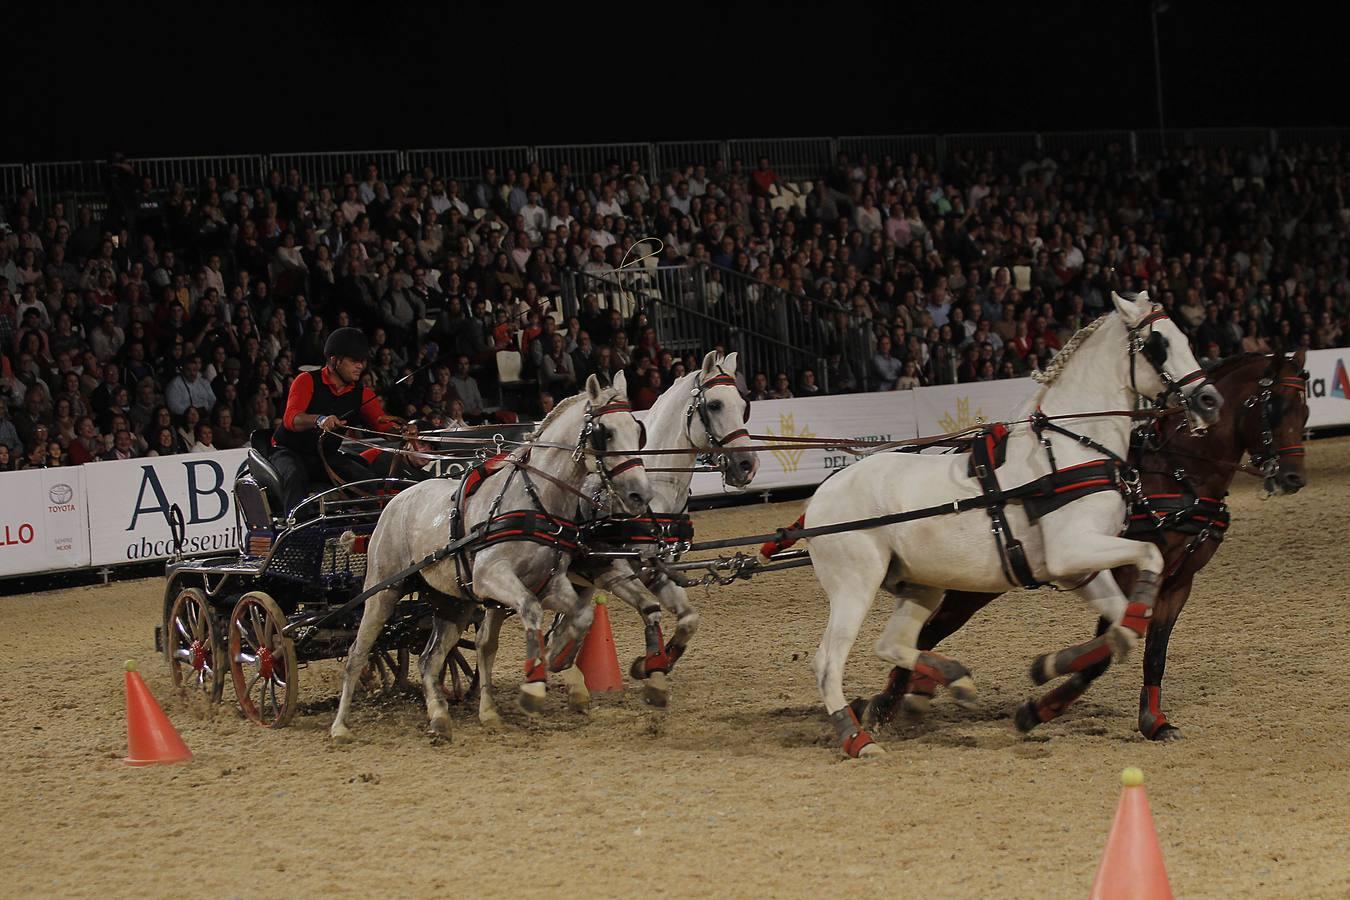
227, 290, 1313, 757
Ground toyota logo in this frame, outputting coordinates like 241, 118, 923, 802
49, 484, 74, 504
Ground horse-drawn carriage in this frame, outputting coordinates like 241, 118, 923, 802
155, 426, 531, 726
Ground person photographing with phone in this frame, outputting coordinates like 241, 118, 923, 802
270, 327, 410, 511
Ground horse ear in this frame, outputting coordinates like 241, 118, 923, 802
610, 368, 628, 396
585, 373, 603, 401
722, 351, 739, 374
701, 350, 720, 376
1111, 290, 1147, 327
1292, 347, 1307, 370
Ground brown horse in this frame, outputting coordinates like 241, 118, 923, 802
855, 350, 1310, 741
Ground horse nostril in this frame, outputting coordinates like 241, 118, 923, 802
1200, 393, 1217, 409
739, 459, 753, 473
629, 491, 646, 507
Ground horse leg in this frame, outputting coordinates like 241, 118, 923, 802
860, 589, 1002, 727
811, 543, 887, 758
1140, 575, 1193, 741
330, 587, 400, 743
1033, 536, 1164, 684
646, 569, 700, 676
418, 608, 467, 740
543, 573, 594, 714
873, 586, 978, 711
592, 564, 672, 707
475, 607, 506, 729
1014, 617, 1111, 732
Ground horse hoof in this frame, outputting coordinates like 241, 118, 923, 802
1029, 654, 1055, 686
1014, 700, 1042, 733
1105, 625, 1138, 661
429, 714, 453, 740
330, 724, 355, 744
1151, 724, 1182, 742
642, 671, 669, 707
901, 692, 932, 716
856, 742, 886, 759
567, 691, 591, 714
948, 675, 978, 709
518, 683, 548, 715
629, 656, 650, 681
479, 710, 505, 731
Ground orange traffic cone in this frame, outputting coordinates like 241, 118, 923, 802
123, 660, 193, 766
1090, 768, 1173, 900
575, 595, 624, 693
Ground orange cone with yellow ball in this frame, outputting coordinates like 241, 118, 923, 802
575, 594, 624, 693
123, 660, 193, 766
1090, 767, 1173, 899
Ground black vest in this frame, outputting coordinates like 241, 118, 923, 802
272, 370, 368, 458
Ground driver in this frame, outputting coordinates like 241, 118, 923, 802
270, 327, 404, 511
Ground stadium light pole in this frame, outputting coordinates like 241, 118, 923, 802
1151, 1, 1169, 149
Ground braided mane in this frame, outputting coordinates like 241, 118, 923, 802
1030, 314, 1111, 385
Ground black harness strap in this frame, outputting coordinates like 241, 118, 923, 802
968, 424, 1040, 588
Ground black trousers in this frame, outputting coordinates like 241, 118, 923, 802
270, 446, 379, 514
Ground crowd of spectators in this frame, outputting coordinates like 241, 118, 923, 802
1, 136, 1348, 472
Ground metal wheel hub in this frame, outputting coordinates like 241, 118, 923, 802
258, 646, 275, 680
190, 639, 206, 671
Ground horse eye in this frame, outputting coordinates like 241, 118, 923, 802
707, 401, 723, 411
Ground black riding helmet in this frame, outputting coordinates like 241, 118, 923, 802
324, 327, 370, 361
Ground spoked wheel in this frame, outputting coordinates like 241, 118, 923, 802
441, 630, 480, 703
360, 647, 410, 696
228, 591, 299, 727
165, 587, 225, 704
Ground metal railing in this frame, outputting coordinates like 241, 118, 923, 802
7, 127, 1350, 213
405, 146, 531, 185
533, 143, 655, 184
268, 150, 405, 190
561, 264, 826, 391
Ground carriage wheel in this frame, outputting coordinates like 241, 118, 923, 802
165, 587, 225, 704
228, 591, 299, 727
440, 630, 480, 703
360, 647, 410, 696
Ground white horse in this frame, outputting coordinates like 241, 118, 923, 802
330, 373, 653, 742
474, 351, 759, 715
804, 292, 1222, 756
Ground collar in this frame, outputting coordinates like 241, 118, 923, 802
320, 365, 357, 395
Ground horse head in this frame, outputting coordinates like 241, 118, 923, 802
692, 350, 760, 487
1113, 290, 1223, 433
583, 371, 654, 514
1238, 349, 1310, 496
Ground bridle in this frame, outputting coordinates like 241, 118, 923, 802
1127, 307, 1212, 416
1242, 357, 1309, 477
685, 367, 753, 485
686, 368, 751, 449
575, 398, 647, 505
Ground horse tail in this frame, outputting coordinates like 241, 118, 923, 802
760, 513, 806, 558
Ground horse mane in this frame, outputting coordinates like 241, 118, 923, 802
523, 390, 596, 442
1030, 313, 1112, 385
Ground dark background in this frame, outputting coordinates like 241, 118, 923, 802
3, 1, 1342, 162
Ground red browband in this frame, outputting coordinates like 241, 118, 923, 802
594, 401, 632, 415
702, 374, 739, 389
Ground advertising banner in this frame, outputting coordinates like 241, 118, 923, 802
1304, 348, 1350, 430
83, 450, 249, 567
686, 391, 918, 498
0, 466, 90, 576
910, 378, 1040, 442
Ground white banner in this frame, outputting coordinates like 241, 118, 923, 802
84, 450, 249, 567
686, 391, 918, 498
1305, 348, 1350, 430
0, 466, 90, 576
910, 378, 1039, 442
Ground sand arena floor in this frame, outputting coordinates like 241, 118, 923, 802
2, 437, 1348, 898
